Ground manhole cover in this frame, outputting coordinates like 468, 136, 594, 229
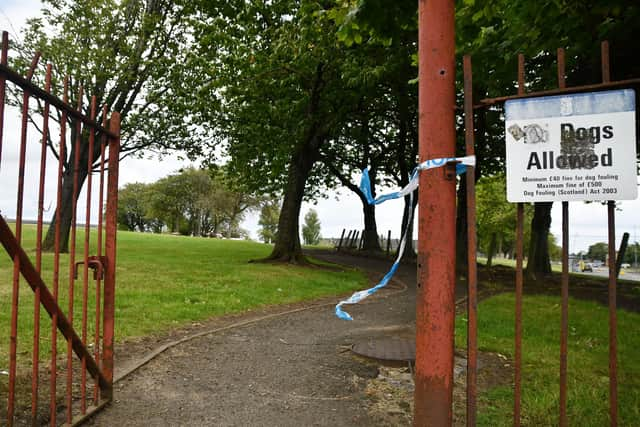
351, 338, 415, 362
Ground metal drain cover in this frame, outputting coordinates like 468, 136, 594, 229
351, 338, 415, 362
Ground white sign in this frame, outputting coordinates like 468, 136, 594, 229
505, 89, 637, 202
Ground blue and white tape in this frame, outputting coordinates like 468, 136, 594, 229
335, 155, 475, 321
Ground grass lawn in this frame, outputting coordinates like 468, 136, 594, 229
478, 256, 564, 272
0, 227, 366, 367
455, 293, 640, 426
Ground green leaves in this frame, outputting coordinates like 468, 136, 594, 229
302, 209, 321, 245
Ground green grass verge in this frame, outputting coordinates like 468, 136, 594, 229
455, 293, 640, 426
0, 227, 366, 367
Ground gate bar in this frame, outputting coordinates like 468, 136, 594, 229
557, 47, 570, 427
32, 61, 52, 423
66, 85, 84, 423
80, 96, 98, 414
8, 52, 40, 427
0, 62, 117, 139
480, 77, 640, 106
602, 40, 618, 427
0, 217, 110, 390
102, 111, 121, 398
0, 32, 7, 168
514, 53, 526, 427
94, 105, 108, 405
463, 54, 478, 427
50, 76, 69, 427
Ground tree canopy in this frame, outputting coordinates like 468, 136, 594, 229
14, 0, 204, 251
116, 167, 260, 237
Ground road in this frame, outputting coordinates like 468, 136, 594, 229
576, 267, 640, 282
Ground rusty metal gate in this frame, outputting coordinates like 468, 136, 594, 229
0, 31, 120, 426
459, 42, 640, 426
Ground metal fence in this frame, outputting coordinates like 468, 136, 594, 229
0, 31, 120, 426
459, 41, 640, 426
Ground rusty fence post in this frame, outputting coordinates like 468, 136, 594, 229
463, 54, 478, 427
601, 41, 618, 427
414, 0, 457, 425
102, 112, 120, 400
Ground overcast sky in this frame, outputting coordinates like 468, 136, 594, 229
1, 1, 639, 252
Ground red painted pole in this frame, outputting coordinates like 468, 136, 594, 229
414, 0, 457, 425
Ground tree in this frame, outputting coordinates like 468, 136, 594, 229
337, 0, 640, 278
326, 3, 422, 260
258, 201, 280, 244
144, 167, 261, 237
587, 242, 609, 262
117, 182, 152, 232
301, 209, 321, 246
455, 0, 640, 279
623, 241, 639, 266
191, 0, 361, 263
476, 175, 533, 266
14, 0, 198, 251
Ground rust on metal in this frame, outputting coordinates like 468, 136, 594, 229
479, 77, 640, 107
51, 75, 69, 427
351, 338, 415, 362
103, 111, 121, 398
1, 32, 118, 425
0, 31, 8, 169
463, 54, 478, 427
557, 47, 570, 427
602, 40, 618, 427
464, 38, 634, 427
8, 51, 41, 427
513, 53, 526, 427
414, 0, 457, 425
607, 201, 618, 426
0, 217, 110, 390
80, 96, 98, 414
94, 105, 108, 405
32, 61, 52, 423
66, 84, 85, 424
0, 62, 117, 139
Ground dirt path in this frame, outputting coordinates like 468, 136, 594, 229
84, 250, 639, 426
86, 253, 421, 426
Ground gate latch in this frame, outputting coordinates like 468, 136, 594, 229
74, 256, 107, 280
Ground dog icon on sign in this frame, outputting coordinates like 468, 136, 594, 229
508, 123, 548, 144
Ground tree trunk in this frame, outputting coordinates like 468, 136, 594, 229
325, 161, 381, 253
361, 202, 381, 252
42, 152, 89, 253
42, 124, 102, 252
399, 192, 418, 262
486, 232, 497, 267
262, 147, 316, 264
526, 201, 553, 279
